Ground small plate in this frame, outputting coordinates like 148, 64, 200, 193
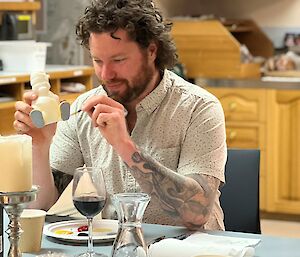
43, 219, 118, 243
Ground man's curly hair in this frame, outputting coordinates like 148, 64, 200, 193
76, 0, 178, 71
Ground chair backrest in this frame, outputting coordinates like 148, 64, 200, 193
220, 148, 261, 234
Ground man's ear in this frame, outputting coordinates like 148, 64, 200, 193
148, 42, 158, 61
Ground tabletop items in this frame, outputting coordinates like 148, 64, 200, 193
0, 186, 38, 257
72, 167, 107, 257
0, 134, 39, 257
0, 134, 32, 192
43, 219, 118, 243
111, 193, 150, 257
148, 232, 261, 257
20, 209, 46, 253
3, 212, 300, 257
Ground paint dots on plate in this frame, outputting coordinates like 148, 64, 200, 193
54, 229, 73, 235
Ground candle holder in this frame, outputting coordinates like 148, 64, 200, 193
0, 186, 39, 257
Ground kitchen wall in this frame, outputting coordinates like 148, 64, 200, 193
41, 0, 300, 64
156, 0, 300, 48
39, 0, 90, 65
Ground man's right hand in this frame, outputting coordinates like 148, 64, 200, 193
13, 91, 56, 146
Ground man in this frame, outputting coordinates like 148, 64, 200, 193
14, 0, 227, 230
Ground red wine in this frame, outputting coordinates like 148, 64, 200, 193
73, 196, 106, 218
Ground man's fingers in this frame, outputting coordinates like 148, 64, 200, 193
15, 101, 33, 115
13, 120, 31, 133
15, 109, 35, 125
96, 112, 111, 128
22, 91, 37, 105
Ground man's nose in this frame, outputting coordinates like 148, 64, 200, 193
100, 64, 115, 81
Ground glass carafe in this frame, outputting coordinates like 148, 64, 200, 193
111, 193, 150, 257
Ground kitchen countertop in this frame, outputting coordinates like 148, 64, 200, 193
0, 64, 93, 77
196, 76, 300, 90
0, 65, 94, 86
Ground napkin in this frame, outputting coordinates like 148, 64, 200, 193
74, 172, 98, 197
148, 232, 261, 257
47, 180, 102, 220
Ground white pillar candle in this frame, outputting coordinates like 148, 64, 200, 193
0, 134, 32, 192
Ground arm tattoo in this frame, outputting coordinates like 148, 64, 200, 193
127, 151, 220, 229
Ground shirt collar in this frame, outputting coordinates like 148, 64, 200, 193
137, 70, 174, 115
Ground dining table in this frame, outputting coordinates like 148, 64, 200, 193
3, 213, 300, 257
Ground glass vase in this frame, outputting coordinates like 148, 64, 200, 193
111, 193, 150, 257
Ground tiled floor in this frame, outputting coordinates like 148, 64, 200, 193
261, 219, 300, 238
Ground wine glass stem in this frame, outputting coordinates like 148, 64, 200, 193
87, 217, 94, 255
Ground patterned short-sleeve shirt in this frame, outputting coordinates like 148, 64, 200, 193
50, 70, 227, 230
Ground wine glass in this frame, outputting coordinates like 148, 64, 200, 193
72, 167, 107, 257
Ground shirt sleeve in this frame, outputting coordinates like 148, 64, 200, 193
178, 99, 227, 182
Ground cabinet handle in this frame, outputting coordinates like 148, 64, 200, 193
228, 131, 237, 140
229, 102, 237, 111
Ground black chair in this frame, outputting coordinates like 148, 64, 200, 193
220, 148, 261, 234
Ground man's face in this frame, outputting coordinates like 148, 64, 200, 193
89, 30, 157, 105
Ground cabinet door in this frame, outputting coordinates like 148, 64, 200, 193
226, 125, 260, 148
204, 88, 266, 150
206, 87, 266, 122
266, 90, 300, 214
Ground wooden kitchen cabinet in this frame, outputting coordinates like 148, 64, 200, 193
204, 87, 268, 210
0, 65, 94, 135
170, 19, 272, 79
266, 90, 300, 214
205, 85, 300, 215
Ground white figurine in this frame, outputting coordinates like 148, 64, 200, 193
30, 71, 70, 128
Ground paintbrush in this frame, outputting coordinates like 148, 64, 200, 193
70, 108, 128, 117
70, 93, 127, 117
70, 109, 82, 116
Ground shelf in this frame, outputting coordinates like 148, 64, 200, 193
0, 1, 40, 11
46, 65, 95, 79
59, 93, 82, 102
223, 19, 274, 58
0, 74, 29, 85
224, 25, 254, 33
288, 45, 300, 53
0, 101, 15, 108
0, 65, 94, 81
222, 20, 254, 33
264, 70, 300, 78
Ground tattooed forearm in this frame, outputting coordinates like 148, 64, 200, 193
127, 151, 220, 229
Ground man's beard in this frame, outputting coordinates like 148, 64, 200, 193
102, 59, 154, 105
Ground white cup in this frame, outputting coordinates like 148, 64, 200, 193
19, 209, 46, 253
